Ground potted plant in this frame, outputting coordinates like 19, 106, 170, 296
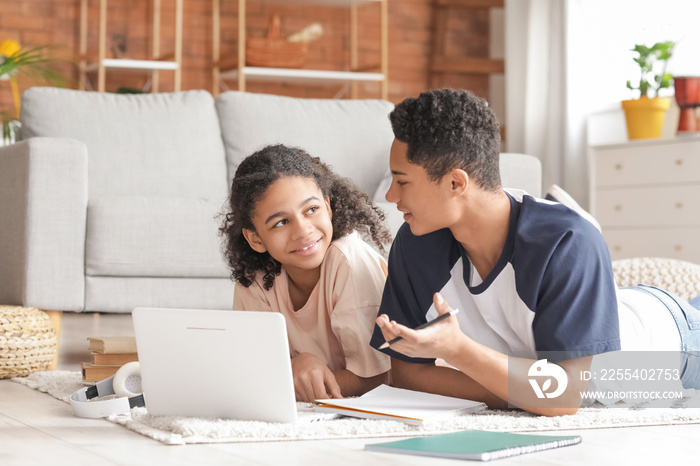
1, 39, 63, 144
621, 41, 675, 140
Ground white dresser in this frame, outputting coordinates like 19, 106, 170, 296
589, 134, 700, 262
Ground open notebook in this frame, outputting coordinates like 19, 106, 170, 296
314, 385, 486, 425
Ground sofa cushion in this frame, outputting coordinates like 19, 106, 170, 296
499, 152, 542, 198
86, 198, 229, 278
215, 91, 394, 196
84, 277, 234, 313
20, 88, 228, 201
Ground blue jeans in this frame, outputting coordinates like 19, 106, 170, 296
631, 284, 700, 390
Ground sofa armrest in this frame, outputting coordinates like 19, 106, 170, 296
0, 137, 88, 311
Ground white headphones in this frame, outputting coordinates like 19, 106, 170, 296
70, 362, 146, 418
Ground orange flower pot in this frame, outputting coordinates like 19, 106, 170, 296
621, 97, 671, 140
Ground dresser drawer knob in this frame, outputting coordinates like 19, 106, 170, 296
614, 163, 623, 170
613, 245, 622, 252
675, 202, 684, 209
675, 159, 684, 166
675, 245, 683, 252
614, 205, 623, 211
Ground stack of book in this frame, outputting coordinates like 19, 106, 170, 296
81, 336, 138, 382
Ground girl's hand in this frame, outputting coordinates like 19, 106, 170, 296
376, 292, 465, 361
291, 352, 342, 402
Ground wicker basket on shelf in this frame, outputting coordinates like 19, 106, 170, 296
246, 15, 308, 69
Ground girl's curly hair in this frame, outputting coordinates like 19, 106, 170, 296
390, 88, 502, 191
220, 144, 392, 291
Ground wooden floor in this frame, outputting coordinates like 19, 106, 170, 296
2, 312, 700, 465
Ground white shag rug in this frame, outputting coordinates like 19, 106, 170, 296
13, 370, 700, 446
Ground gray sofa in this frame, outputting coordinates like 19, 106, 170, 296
0, 87, 541, 314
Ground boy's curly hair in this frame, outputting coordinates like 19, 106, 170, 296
220, 144, 392, 290
390, 88, 502, 191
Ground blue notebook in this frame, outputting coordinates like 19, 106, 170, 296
365, 430, 582, 461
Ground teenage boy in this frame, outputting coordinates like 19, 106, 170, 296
370, 88, 699, 416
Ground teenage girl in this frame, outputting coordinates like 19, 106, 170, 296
220, 144, 392, 402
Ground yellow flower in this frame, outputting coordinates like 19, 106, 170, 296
0, 39, 21, 58
1, 41, 63, 129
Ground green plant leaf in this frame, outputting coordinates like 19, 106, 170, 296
656, 41, 675, 60
628, 41, 675, 98
657, 73, 673, 90
639, 80, 650, 98
0, 44, 65, 86
632, 44, 650, 55
0, 111, 20, 145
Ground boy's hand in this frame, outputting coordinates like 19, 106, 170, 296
291, 352, 342, 402
376, 292, 464, 361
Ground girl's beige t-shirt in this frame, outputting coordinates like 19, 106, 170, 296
233, 232, 390, 378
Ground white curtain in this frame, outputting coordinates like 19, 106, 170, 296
505, 0, 589, 207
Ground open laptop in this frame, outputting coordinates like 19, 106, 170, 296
132, 307, 298, 423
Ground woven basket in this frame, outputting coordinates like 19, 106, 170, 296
612, 257, 700, 301
0, 306, 57, 378
246, 15, 308, 69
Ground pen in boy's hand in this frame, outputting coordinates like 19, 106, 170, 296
379, 309, 460, 349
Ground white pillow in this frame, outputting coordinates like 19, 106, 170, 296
373, 170, 404, 239
545, 184, 601, 232
375, 201, 405, 240
373, 169, 392, 204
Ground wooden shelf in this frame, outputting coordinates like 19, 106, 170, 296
79, 0, 183, 92
85, 59, 179, 73
220, 67, 385, 83
213, 0, 388, 99
430, 0, 505, 83
434, 0, 503, 7
432, 57, 504, 75
251, 0, 381, 5
429, 0, 506, 141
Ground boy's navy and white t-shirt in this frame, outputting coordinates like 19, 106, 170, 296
370, 189, 681, 364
